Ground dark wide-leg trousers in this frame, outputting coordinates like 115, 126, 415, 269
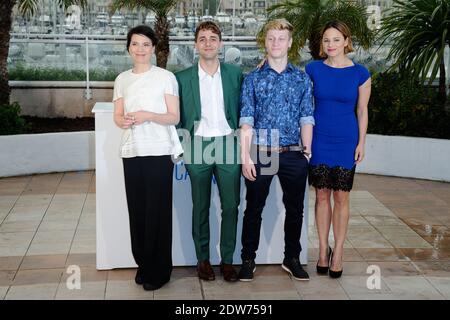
123, 155, 174, 287
241, 150, 309, 261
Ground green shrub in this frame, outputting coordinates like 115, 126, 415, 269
0, 102, 29, 135
368, 72, 450, 139
10, 64, 84, 81
9, 64, 117, 81
90, 69, 117, 81
166, 64, 186, 74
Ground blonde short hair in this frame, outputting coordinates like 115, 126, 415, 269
263, 18, 294, 38
319, 20, 354, 58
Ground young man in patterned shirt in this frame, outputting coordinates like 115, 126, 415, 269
238, 19, 315, 282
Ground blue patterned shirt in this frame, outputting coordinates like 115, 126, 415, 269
239, 62, 315, 146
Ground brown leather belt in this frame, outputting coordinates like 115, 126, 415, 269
256, 145, 305, 153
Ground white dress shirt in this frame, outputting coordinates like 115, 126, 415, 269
195, 63, 232, 137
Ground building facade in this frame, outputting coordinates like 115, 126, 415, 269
219, 0, 282, 15
175, 0, 204, 16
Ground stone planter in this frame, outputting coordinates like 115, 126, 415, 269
10, 81, 113, 118
1, 130, 449, 182
0, 131, 95, 177
357, 134, 450, 182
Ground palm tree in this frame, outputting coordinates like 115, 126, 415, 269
378, 0, 450, 101
0, 0, 86, 107
260, 0, 374, 63
113, 0, 180, 69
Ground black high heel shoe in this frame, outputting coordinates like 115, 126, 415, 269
316, 246, 332, 275
329, 250, 343, 279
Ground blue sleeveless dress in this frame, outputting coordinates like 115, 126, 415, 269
305, 60, 370, 191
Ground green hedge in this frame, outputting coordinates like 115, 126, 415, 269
9, 64, 118, 81
4, 67, 450, 139
368, 72, 450, 139
9, 64, 186, 81
0, 102, 29, 135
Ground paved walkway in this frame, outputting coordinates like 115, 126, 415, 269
0, 171, 450, 299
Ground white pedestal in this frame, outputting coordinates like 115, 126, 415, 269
93, 102, 308, 269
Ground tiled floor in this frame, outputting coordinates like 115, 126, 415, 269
1, 171, 450, 300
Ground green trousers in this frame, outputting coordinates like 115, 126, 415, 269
184, 135, 241, 264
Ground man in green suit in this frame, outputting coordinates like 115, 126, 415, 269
175, 21, 243, 282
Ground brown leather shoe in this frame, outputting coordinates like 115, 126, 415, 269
197, 260, 215, 281
220, 263, 238, 282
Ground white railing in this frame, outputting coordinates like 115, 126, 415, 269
9, 34, 262, 96
8, 33, 398, 96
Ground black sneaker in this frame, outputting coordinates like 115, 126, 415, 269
238, 259, 256, 282
282, 258, 310, 281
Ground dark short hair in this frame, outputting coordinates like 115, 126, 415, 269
126, 25, 158, 51
194, 21, 222, 42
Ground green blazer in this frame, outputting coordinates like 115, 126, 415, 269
175, 62, 243, 135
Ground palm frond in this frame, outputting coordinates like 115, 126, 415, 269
263, 0, 373, 62
18, 0, 39, 17
18, 0, 87, 17
112, 0, 178, 16
378, 0, 450, 87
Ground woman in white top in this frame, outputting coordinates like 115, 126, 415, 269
113, 25, 183, 291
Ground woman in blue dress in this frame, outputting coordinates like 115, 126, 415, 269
305, 20, 371, 278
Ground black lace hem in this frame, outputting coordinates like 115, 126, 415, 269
309, 164, 356, 192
